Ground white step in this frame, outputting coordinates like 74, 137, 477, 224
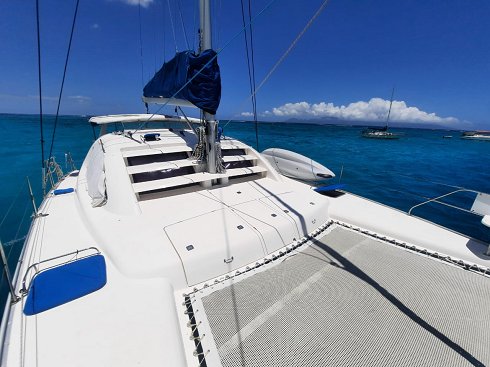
126, 159, 199, 174
122, 145, 192, 158
133, 166, 267, 194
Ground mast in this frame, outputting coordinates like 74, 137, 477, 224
199, 0, 218, 173
385, 86, 395, 129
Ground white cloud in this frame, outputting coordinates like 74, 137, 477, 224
113, 0, 154, 7
240, 112, 253, 117
1, 94, 91, 105
68, 95, 91, 104
27, 95, 58, 102
271, 98, 458, 125
91, 23, 100, 30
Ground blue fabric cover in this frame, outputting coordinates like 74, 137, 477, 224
53, 188, 74, 195
143, 50, 221, 115
314, 183, 347, 192
144, 133, 160, 141
24, 254, 107, 316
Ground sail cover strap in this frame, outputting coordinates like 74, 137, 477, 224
143, 50, 221, 115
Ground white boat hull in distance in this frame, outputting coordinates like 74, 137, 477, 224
261, 148, 335, 182
461, 135, 490, 141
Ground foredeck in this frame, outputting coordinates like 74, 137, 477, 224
190, 225, 490, 367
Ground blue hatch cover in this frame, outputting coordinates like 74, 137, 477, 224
23, 254, 107, 316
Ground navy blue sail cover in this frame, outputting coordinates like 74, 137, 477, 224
23, 254, 107, 315
143, 50, 221, 115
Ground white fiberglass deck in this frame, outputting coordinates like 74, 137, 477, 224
192, 226, 490, 367
2, 125, 489, 367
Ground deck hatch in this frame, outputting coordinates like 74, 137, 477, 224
23, 254, 107, 316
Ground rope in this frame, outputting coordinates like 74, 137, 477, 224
48, 0, 80, 161
255, 0, 330, 97
216, 0, 222, 49
7, 202, 30, 260
138, 0, 145, 88
192, 126, 206, 162
167, 0, 178, 52
215, 142, 225, 173
176, 0, 190, 50
223, 0, 331, 129
248, 0, 259, 151
240, 0, 259, 150
3, 236, 27, 248
0, 200, 29, 291
35, 0, 45, 169
192, 1, 198, 51
162, 0, 166, 61
0, 181, 26, 230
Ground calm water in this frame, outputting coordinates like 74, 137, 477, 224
0, 114, 489, 303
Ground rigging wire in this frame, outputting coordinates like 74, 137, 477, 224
167, 0, 178, 52
248, 0, 259, 150
153, 2, 158, 73
132, 0, 279, 135
162, 0, 167, 61
47, 0, 80, 161
222, 0, 331, 129
254, 0, 330, 98
239, 0, 259, 150
35, 0, 45, 169
215, 0, 222, 50
191, 2, 198, 51
0, 182, 27, 230
176, 0, 190, 50
138, 0, 145, 88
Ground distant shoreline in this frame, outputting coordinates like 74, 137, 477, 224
0, 112, 470, 132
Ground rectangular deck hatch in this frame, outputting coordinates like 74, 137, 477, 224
23, 254, 107, 315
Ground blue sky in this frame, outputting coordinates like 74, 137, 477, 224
1, 0, 489, 128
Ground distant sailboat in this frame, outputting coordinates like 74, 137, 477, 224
362, 87, 400, 139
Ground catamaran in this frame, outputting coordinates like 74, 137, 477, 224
1, 1, 489, 366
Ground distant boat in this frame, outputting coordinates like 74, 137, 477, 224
461, 131, 490, 141
361, 125, 400, 139
443, 135, 453, 139
361, 87, 400, 139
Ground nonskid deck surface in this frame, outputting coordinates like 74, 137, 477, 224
193, 226, 490, 367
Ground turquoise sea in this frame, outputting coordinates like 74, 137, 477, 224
0, 113, 489, 304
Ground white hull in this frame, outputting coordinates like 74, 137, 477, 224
461, 135, 490, 141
